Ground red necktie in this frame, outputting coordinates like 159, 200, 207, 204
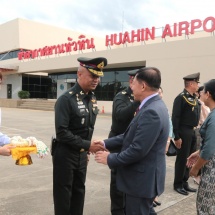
135, 107, 140, 116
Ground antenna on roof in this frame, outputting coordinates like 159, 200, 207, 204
122, 10, 124, 33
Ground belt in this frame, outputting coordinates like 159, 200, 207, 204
80, 148, 85, 152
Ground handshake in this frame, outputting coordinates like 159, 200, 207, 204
88, 140, 107, 154
88, 140, 110, 165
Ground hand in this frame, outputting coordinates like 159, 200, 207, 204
95, 151, 110, 165
0, 144, 16, 156
88, 140, 106, 154
189, 165, 199, 177
165, 141, 170, 153
175, 139, 182, 149
186, 150, 200, 168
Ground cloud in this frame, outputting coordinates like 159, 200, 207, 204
0, 0, 214, 37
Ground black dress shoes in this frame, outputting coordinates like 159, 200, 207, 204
183, 184, 197, 192
154, 200, 161, 206
174, 187, 189, 195
153, 202, 157, 207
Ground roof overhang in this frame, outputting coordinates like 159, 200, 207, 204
25, 72, 48, 76
0, 65, 19, 72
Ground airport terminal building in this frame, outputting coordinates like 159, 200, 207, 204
0, 16, 215, 110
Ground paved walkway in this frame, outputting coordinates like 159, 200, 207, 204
0, 108, 199, 215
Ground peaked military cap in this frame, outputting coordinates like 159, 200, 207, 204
77, 57, 107, 77
127, 69, 138, 76
183, 72, 200, 83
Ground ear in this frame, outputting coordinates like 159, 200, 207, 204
142, 82, 146, 91
77, 70, 82, 79
206, 91, 211, 98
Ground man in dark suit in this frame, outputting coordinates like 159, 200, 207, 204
95, 67, 169, 215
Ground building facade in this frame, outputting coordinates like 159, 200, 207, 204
0, 17, 215, 111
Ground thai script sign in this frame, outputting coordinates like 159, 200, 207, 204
18, 35, 95, 60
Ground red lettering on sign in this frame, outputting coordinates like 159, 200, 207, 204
105, 34, 114, 46
178, 21, 189, 36
145, 27, 155, 40
173, 23, 177, 37
17, 35, 96, 60
190, 19, 202, 34
123, 32, 131, 43
203, 16, 215, 32
162, 24, 173, 38
114, 33, 122, 45
131, 30, 141, 42
18, 16, 215, 60
105, 28, 155, 46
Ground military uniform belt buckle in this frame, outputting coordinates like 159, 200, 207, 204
80, 148, 85, 152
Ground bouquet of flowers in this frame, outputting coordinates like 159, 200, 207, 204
9, 136, 49, 165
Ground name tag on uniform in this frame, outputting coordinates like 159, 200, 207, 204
78, 105, 85, 109
80, 108, 85, 114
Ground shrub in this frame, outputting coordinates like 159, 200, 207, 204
18, 90, 30, 99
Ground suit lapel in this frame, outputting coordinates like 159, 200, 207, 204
123, 95, 161, 135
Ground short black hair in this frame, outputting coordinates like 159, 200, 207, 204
204, 79, 215, 101
135, 67, 161, 90
196, 86, 204, 99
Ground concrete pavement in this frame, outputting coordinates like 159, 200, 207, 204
0, 108, 198, 215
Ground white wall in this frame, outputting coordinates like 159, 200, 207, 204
0, 74, 21, 99
7, 74, 22, 99
0, 84, 6, 98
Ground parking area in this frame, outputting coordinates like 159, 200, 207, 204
0, 108, 197, 215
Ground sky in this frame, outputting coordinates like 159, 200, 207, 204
0, 0, 215, 37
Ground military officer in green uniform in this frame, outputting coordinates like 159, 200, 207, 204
108, 69, 140, 215
172, 72, 201, 196
52, 57, 107, 215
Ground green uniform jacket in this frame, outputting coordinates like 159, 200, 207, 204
54, 83, 98, 152
110, 87, 140, 136
172, 89, 201, 140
